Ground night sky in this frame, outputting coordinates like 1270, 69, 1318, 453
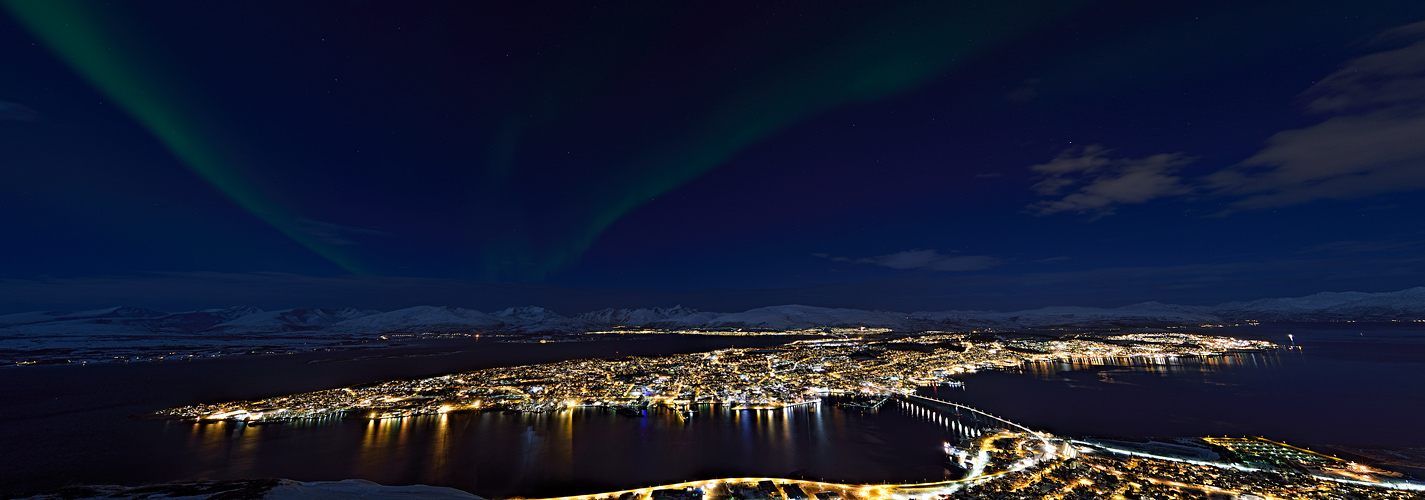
3, 1, 1425, 313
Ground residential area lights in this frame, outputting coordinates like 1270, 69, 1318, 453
159, 331, 1424, 500
940, 450, 1425, 500
515, 433, 1423, 500
156, 332, 1276, 422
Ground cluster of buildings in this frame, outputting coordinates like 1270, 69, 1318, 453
525, 430, 1419, 500
1202, 437, 1407, 483
156, 332, 1276, 422
951, 436, 1424, 500
149, 328, 1425, 499
945, 451, 1422, 500
528, 428, 1065, 500
583, 327, 892, 337
1078, 452, 1417, 499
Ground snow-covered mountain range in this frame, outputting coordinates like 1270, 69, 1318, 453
3, 287, 1423, 336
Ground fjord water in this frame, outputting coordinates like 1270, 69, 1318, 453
937, 323, 1425, 448
161, 403, 951, 499
2, 324, 1423, 497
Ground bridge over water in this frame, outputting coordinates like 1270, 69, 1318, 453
891, 393, 1050, 448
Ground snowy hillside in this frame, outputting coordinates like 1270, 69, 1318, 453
575, 305, 714, 326
1212, 287, 1425, 321
325, 306, 508, 333
4, 286, 1422, 365
4, 287, 1423, 338
11, 478, 487, 500
0, 306, 168, 328
207, 307, 379, 333
0, 306, 263, 335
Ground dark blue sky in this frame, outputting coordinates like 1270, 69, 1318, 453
3, 0, 1425, 313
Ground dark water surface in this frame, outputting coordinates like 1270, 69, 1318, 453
152, 403, 951, 499
0, 335, 808, 494
939, 323, 1425, 447
2, 324, 1422, 496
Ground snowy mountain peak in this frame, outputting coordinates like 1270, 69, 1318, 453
208, 307, 378, 333
203, 305, 265, 317
575, 305, 703, 326
324, 306, 504, 334
1212, 286, 1425, 321
494, 306, 560, 321
2, 286, 1422, 337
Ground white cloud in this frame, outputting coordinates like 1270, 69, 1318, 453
1207, 22, 1425, 210
1027, 145, 1193, 217
1006, 78, 1041, 103
1026, 21, 1425, 217
0, 99, 38, 122
293, 217, 391, 246
818, 249, 1001, 272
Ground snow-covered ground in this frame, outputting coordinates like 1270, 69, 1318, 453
11, 478, 487, 500
269, 480, 485, 500
4, 287, 1423, 366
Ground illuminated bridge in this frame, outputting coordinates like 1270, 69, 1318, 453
891, 393, 1051, 448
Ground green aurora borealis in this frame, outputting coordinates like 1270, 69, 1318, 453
9, 0, 1425, 303
3, 0, 370, 273
6, 0, 1079, 280
475, 1, 1083, 279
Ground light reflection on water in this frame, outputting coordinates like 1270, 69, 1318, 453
174, 354, 1294, 497
1011, 352, 1284, 380
177, 402, 951, 498
946, 327, 1425, 448
166, 325, 1425, 496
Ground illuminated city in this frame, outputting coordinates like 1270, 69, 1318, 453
6, 2, 1425, 499
509, 447, 1424, 500
157, 333, 1276, 421
143, 331, 1425, 498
